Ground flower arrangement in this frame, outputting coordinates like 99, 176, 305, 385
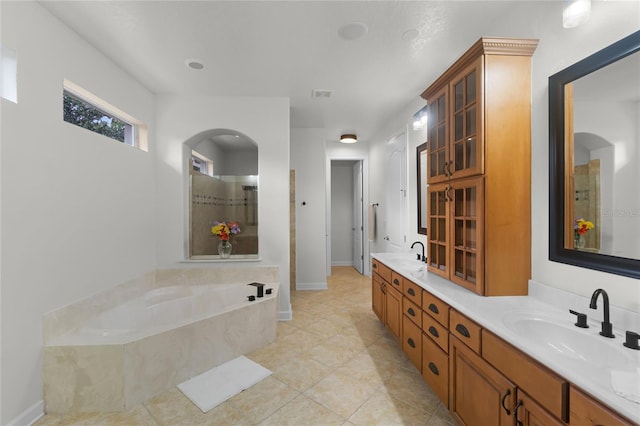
574, 218, 594, 235
211, 221, 241, 241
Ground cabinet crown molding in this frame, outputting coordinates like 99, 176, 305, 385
421, 37, 539, 100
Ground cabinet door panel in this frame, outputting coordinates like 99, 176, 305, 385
570, 387, 634, 426
402, 315, 422, 371
450, 336, 515, 426
515, 390, 564, 426
372, 274, 385, 323
385, 286, 402, 342
427, 87, 449, 184
427, 182, 450, 277
450, 177, 484, 294
422, 333, 449, 407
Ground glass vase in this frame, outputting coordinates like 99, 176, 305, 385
218, 240, 232, 258
574, 233, 586, 249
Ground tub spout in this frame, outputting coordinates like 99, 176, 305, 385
248, 282, 265, 298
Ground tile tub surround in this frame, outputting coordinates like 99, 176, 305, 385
43, 267, 279, 414
371, 252, 640, 423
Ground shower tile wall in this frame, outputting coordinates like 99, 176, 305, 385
191, 172, 258, 256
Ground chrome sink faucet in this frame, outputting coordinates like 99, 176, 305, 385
589, 288, 615, 338
411, 241, 426, 262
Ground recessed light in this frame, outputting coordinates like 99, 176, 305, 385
185, 59, 205, 70
338, 23, 368, 41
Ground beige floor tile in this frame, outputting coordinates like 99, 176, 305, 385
426, 403, 456, 426
143, 387, 202, 425
271, 356, 333, 392
224, 376, 299, 424
275, 328, 326, 354
336, 351, 394, 387
289, 309, 321, 329
59, 405, 158, 426
307, 339, 363, 368
33, 414, 62, 426
245, 341, 299, 370
258, 394, 345, 426
171, 402, 250, 426
380, 365, 441, 416
276, 321, 299, 338
349, 389, 432, 426
304, 371, 379, 419
304, 317, 345, 339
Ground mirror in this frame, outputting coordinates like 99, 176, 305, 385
417, 143, 427, 235
549, 30, 640, 279
187, 129, 259, 259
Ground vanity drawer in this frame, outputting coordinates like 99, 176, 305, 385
422, 312, 449, 353
402, 315, 422, 371
403, 279, 422, 306
482, 330, 568, 422
372, 259, 391, 282
449, 309, 481, 354
403, 297, 421, 328
422, 332, 449, 406
569, 387, 631, 426
423, 291, 449, 327
390, 271, 403, 291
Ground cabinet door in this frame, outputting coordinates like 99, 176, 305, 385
372, 274, 385, 323
569, 387, 632, 426
449, 58, 483, 180
427, 182, 450, 278
449, 177, 484, 294
450, 336, 515, 426
385, 285, 402, 342
515, 390, 564, 426
426, 86, 449, 184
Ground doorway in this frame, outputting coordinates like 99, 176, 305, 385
327, 159, 368, 276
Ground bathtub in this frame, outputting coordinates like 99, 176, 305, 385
43, 273, 279, 413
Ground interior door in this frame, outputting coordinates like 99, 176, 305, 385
353, 161, 364, 273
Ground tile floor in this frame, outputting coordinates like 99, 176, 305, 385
36, 266, 455, 425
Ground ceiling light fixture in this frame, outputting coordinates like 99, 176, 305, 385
412, 105, 428, 130
340, 134, 357, 144
563, 0, 591, 28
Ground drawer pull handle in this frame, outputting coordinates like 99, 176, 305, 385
428, 362, 439, 376
407, 338, 416, 349
393, 278, 400, 286
514, 399, 523, 425
408, 288, 415, 296
428, 326, 439, 338
373, 263, 377, 269
501, 389, 512, 415
407, 307, 416, 317
428, 303, 439, 314
455, 323, 470, 338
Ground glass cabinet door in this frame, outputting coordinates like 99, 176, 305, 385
427, 182, 450, 278
449, 177, 484, 293
426, 87, 449, 184
449, 59, 483, 180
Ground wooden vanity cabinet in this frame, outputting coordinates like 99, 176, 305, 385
371, 259, 401, 342
569, 387, 635, 426
515, 390, 565, 426
450, 335, 516, 426
422, 37, 538, 296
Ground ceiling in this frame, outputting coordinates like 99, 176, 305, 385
40, 1, 550, 143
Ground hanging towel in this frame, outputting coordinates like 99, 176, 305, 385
368, 204, 377, 241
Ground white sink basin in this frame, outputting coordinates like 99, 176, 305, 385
502, 311, 639, 371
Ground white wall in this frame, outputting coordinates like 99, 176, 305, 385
154, 95, 291, 318
331, 162, 354, 266
0, 3, 157, 423
290, 128, 327, 289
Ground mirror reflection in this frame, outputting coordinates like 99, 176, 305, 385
565, 51, 640, 259
188, 130, 259, 258
417, 143, 427, 235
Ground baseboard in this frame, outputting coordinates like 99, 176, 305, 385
296, 282, 328, 291
331, 261, 353, 267
7, 399, 44, 426
278, 305, 292, 321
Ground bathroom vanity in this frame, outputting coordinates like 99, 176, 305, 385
371, 253, 639, 425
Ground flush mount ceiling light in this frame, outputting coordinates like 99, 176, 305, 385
338, 22, 368, 41
563, 0, 591, 28
185, 59, 205, 70
340, 134, 358, 144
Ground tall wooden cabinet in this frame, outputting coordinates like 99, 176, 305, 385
422, 37, 538, 296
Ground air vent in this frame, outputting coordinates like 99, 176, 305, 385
311, 89, 333, 99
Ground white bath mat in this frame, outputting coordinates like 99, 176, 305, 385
177, 356, 272, 413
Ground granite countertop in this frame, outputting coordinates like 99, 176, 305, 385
371, 252, 640, 423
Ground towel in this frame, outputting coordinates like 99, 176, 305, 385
611, 367, 640, 404
368, 204, 377, 241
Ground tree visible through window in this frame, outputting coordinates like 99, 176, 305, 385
63, 90, 131, 144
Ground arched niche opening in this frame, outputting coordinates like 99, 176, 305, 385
184, 129, 258, 259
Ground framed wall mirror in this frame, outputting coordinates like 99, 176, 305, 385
417, 142, 427, 235
549, 30, 640, 279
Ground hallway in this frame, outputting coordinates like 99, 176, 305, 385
36, 267, 454, 425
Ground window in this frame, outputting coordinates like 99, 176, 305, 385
62, 80, 148, 151
191, 151, 213, 176
1, 44, 17, 103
